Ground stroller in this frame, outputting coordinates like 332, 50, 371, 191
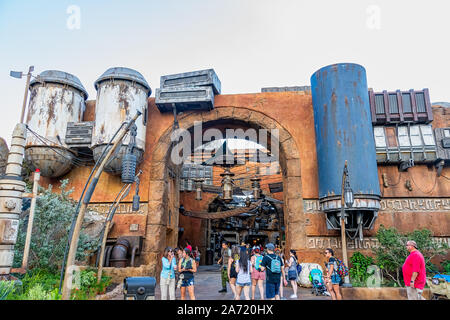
309, 268, 328, 296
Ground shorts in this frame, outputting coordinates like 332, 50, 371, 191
331, 274, 341, 285
288, 270, 298, 281
181, 278, 194, 287
251, 270, 266, 281
229, 269, 238, 279
195, 257, 200, 262
265, 281, 280, 299
236, 282, 251, 287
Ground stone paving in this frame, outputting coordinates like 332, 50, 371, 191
107, 265, 331, 300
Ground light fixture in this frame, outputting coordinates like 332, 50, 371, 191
193, 178, 204, 201
344, 178, 354, 208
250, 175, 261, 199
220, 167, 234, 203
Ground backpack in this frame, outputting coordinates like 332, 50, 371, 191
334, 258, 349, 278
254, 255, 263, 271
267, 255, 281, 273
296, 263, 302, 275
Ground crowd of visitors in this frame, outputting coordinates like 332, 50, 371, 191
158, 238, 427, 301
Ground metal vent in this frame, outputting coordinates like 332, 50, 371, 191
65, 121, 93, 146
375, 95, 385, 114
388, 94, 398, 114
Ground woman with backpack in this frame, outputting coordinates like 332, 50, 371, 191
250, 248, 265, 300
324, 248, 343, 300
285, 249, 299, 299
235, 247, 253, 300
178, 247, 197, 300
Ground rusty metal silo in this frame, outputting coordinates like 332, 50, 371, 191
25, 70, 88, 177
92, 67, 151, 175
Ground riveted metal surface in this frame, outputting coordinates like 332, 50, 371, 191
25, 146, 74, 177
160, 69, 221, 94
92, 76, 149, 153
25, 73, 86, 177
94, 67, 151, 95
30, 70, 88, 100
155, 86, 214, 112
92, 145, 144, 175
310, 63, 381, 208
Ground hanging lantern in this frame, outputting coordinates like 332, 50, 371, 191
193, 178, 204, 201
245, 196, 251, 207
344, 175, 354, 208
250, 175, 261, 199
220, 167, 235, 203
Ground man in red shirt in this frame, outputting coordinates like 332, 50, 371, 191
402, 240, 426, 300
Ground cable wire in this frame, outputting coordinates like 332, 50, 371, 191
58, 121, 126, 293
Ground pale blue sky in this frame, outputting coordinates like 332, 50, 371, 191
1, 0, 449, 144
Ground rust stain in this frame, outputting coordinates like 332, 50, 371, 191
118, 83, 130, 116
345, 96, 349, 109
47, 91, 57, 126
26, 88, 38, 124
67, 90, 74, 115
100, 123, 105, 135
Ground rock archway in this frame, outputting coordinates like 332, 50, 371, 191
143, 106, 306, 272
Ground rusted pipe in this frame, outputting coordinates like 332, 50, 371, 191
109, 238, 130, 268
130, 245, 139, 267
105, 246, 113, 268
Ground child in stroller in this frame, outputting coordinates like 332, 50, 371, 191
309, 268, 329, 296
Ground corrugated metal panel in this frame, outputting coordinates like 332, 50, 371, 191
415, 92, 426, 112
388, 94, 398, 114
402, 93, 412, 112
375, 94, 385, 114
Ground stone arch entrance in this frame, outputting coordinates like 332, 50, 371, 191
144, 106, 306, 272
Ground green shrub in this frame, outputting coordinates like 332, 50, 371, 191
373, 225, 448, 287
6, 268, 110, 300
442, 260, 450, 275
349, 252, 374, 286
0, 281, 16, 300
70, 269, 111, 300
13, 180, 98, 272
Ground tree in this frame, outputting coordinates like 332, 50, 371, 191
13, 180, 98, 272
373, 225, 448, 287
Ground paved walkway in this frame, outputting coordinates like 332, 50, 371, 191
107, 265, 331, 300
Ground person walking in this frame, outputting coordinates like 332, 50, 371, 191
235, 247, 252, 300
185, 239, 192, 252
178, 247, 197, 300
227, 245, 240, 299
275, 248, 286, 299
160, 247, 177, 300
324, 248, 343, 300
260, 243, 287, 300
193, 246, 201, 268
286, 249, 299, 299
217, 241, 232, 293
251, 248, 265, 300
402, 240, 427, 300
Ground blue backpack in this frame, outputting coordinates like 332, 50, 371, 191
267, 255, 281, 273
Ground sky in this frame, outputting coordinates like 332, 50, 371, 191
0, 0, 449, 145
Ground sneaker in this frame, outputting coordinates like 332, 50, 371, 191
289, 294, 298, 299
280, 297, 287, 300
218, 288, 227, 293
